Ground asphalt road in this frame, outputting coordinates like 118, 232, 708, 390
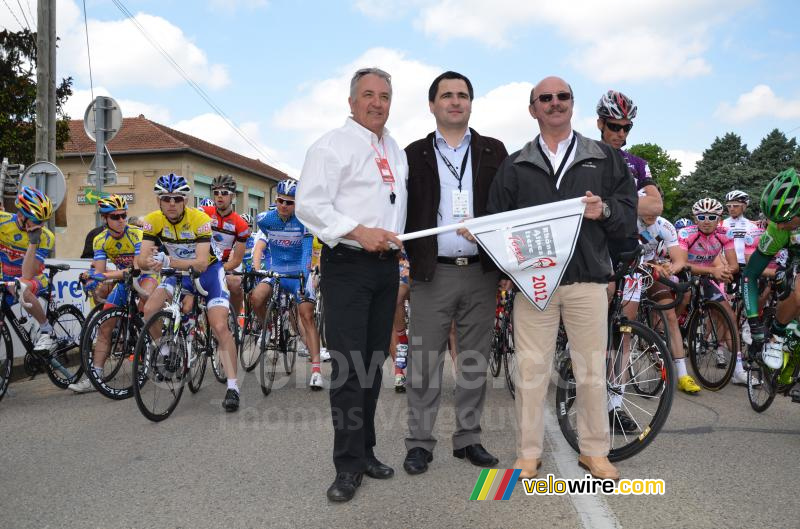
2, 356, 799, 529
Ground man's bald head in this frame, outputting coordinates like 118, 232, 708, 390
529, 76, 572, 105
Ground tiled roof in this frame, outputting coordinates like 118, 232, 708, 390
60, 115, 286, 180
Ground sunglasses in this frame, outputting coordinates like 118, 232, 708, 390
604, 121, 633, 133
213, 189, 233, 196
107, 212, 128, 221
726, 203, 744, 207
695, 214, 719, 222
160, 195, 185, 204
533, 91, 572, 104
276, 197, 295, 206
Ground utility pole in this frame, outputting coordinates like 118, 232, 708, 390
35, 0, 56, 163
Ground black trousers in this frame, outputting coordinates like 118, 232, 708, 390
321, 245, 398, 473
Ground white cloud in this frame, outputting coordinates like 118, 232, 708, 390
171, 114, 299, 176
715, 84, 800, 123
409, 0, 751, 82
667, 149, 703, 176
64, 87, 172, 123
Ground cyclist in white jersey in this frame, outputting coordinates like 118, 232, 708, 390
722, 190, 761, 267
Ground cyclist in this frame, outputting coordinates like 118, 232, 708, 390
200, 174, 250, 317
69, 195, 158, 393
251, 179, 323, 390
0, 187, 57, 352
742, 169, 800, 389
388, 250, 410, 392
677, 197, 740, 387
137, 173, 240, 412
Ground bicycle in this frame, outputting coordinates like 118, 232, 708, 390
257, 271, 304, 397
489, 289, 516, 399
747, 321, 800, 412
79, 269, 149, 400
131, 267, 223, 422
0, 263, 85, 402
554, 247, 677, 461
236, 269, 266, 372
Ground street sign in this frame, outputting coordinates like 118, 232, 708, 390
77, 190, 135, 205
83, 96, 122, 142
21, 161, 66, 210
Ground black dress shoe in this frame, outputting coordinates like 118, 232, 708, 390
403, 447, 433, 475
609, 408, 638, 433
326, 472, 363, 502
453, 444, 499, 467
365, 457, 394, 479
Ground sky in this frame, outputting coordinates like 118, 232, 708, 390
3, 0, 800, 177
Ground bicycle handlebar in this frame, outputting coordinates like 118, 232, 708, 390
160, 267, 209, 297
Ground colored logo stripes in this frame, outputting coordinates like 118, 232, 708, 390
470, 469, 521, 501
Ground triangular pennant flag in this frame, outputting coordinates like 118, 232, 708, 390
467, 198, 584, 310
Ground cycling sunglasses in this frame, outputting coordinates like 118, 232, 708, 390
532, 91, 572, 104
107, 212, 127, 221
160, 195, 185, 204
213, 189, 233, 196
604, 122, 633, 133
695, 214, 719, 222
276, 197, 295, 206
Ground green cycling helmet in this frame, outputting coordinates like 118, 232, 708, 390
760, 168, 800, 223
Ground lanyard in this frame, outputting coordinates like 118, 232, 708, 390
371, 140, 396, 205
434, 140, 470, 192
537, 135, 576, 187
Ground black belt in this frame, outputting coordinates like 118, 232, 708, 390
335, 244, 399, 260
437, 255, 479, 266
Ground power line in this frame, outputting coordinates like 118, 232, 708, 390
81, 0, 94, 100
15, 0, 30, 31
2, 0, 26, 31
109, 0, 281, 168
23, 0, 32, 29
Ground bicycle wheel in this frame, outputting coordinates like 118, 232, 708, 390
44, 304, 85, 388
0, 325, 11, 402
747, 363, 777, 412
489, 328, 502, 377
205, 309, 226, 384
503, 324, 517, 399
228, 309, 241, 350
78, 303, 105, 354
132, 310, 188, 422
81, 306, 142, 400
687, 300, 737, 390
188, 319, 208, 394
283, 303, 298, 375
555, 319, 674, 462
260, 302, 279, 396
315, 291, 327, 349
238, 312, 262, 372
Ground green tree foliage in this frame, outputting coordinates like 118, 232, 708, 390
627, 143, 682, 220
0, 29, 73, 165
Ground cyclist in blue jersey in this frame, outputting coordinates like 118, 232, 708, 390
251, 180, 323, 389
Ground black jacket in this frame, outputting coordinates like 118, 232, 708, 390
404, 128, 508, 281
486, 132, 637, 285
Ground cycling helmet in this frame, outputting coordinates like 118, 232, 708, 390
692, 198, 724, 216
211, 174, 236, 191
198, 197, 214, 207
596, 90, 638, 120
760, 168, 800, 223
97, 194, 128, 214
674, 217, 693, 230
154, 173, 191, 196
725, 189, 750, 205
240, 212, 252, 225
276, 178, 298, 197
15, 186, 53, 222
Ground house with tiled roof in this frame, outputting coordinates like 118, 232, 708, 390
56, 115, 285, 258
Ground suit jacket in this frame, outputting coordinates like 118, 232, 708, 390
404, 128, 508, 281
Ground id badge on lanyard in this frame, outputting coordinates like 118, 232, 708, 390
372, 140, 396, 204
452, 189, 470, 218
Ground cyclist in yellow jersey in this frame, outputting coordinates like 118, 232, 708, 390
69, 195, 158, 393
136, 173, 240, 412
0, 187, 57, 351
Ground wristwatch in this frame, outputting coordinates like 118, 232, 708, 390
601, 201, 611, 220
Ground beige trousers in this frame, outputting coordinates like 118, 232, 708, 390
512, 282, 610, 458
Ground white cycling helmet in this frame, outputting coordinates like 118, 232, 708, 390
692, 198, 724, 216
725, 190, 750, 205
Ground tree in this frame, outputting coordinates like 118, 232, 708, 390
0, 29, 73, 165
750, 129, 797, 174
627, 143, 682, 220
675, 133, 754, 217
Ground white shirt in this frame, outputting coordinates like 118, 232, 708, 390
637, 216, 679, 262
296, 117, 408, 248
722, 215, 760, 265
434, 130, 478, 257
537, 130, 576, 189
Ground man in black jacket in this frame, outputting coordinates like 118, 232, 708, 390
487, 76, 637, 481
402, 71, 508, 475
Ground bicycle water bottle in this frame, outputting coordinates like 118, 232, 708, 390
396, 331, 408, 370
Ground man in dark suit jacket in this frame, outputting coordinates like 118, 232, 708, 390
402, 71, 508, 475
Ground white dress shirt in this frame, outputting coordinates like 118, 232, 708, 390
434, 130, 478, 257
537, 130, 576, 189
296, 117, 408, 248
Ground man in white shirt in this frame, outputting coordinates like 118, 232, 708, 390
296, 67, 408, 503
